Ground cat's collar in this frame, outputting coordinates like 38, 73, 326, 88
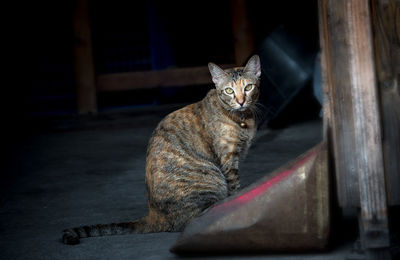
234, 110, 252, 128
238, 112, 250, 128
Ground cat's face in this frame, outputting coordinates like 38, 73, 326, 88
208, 55, 261, 112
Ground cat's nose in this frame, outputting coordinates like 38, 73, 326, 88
237, 98, 245, 106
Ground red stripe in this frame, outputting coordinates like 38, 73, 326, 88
212, 150, 317, 211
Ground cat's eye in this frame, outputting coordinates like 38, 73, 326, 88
244, 84, 254, 91
225, 88, 234, 94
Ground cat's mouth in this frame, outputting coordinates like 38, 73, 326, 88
234, 104, 250, 112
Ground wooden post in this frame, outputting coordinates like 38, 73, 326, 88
231, 0, 255, 66
371, 0, 400, 205
319, 0, 391, 256
345, 0, 389, 250
73, 0, 97, 114
319, 0, 361, 207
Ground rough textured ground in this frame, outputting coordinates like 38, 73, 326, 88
0, 107, 361, 259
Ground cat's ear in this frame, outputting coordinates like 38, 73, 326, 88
208, 62, 228, 87
243, 55, 261, 79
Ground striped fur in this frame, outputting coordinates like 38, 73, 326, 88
62, 55, 261, 245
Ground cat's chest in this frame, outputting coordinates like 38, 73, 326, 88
214, 118, 256, 148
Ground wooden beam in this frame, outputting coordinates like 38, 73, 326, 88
96, 65, 234, 92
319, 0, 360, 207
371, 0, 400, 205
73, 0, 97, 114
345, 0, 389, 249
231, 0, 255, 66
319, 0, 390, 252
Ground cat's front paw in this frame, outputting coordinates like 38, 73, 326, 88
62, 229, 80, 245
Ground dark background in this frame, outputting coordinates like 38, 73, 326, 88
3, 0, 320, 191
19, 0, 319, 114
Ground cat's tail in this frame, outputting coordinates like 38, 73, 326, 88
62, 216, 153, 245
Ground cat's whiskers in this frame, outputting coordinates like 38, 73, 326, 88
249, 103, 265, 122
255, 102, 266, 110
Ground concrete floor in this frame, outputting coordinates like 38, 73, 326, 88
0, 106, 361, 259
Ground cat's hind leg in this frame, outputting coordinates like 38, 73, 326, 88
159, 173, 228, 231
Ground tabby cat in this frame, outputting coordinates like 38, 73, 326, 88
62, 55, 262, 245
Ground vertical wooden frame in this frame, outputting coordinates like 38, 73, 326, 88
344, 0, 389, 248
231, 0, 255, 66
319, 0, 391, 251
73, 0, 97, 114
371, 0, 400, 205
319, 0, 361, 207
